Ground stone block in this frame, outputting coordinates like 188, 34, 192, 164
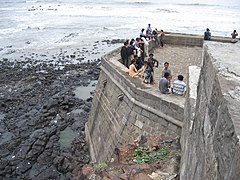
159, 118, 168, 127
168, 123, 178, 133
141, 109, 150, 118
135, 120, 144, 129
133, 105, 142, 114
149, 113, 160, 123
143, 125, 152, 134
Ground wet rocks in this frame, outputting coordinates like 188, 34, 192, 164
0, 49, 101, 179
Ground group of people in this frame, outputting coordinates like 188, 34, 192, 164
120, 24, 187, 96
204, 28, 239, 40
140, 24, 165, 47
159, 67, 187, 96
128, 53, 158, 85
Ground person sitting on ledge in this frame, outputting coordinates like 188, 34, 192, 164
143, 62, 154, 84
138, 61, 148, 78
171, 75, 187, 96
204, 28, 211, 40
231, 30, 238, 39
159, 72, 171, 94
128, 58, 139, 77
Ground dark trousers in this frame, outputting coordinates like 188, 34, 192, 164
122, 58, 128, 67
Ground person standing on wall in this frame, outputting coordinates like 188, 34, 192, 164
162, 62, 171, 78
141, 36, 149, 57
120, 41, 128, 67
148, 53, 159, 74
159, 30, 165, 47
146, 24, 152, 39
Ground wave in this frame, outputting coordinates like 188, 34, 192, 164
56, 33, 79, 43
26, 0, 38, 3
155, 8, 178, 13
176, 3, 219, 7
133, 1, 152, 5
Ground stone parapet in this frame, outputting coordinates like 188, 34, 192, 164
180, 41, 240, 179
164, 32, 234, 47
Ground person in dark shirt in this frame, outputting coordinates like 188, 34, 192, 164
126, 40, 136, 67
159, 72, 171, 94
147, 53, 159, 73
204, 28, 211, 40
120, 42, 128, 67
231, 30, 238, 39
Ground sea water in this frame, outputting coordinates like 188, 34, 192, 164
0, 0, 239, 53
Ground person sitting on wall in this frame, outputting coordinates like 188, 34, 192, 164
159, 72, 171, 94
231, 30, 238, 39
120, 41, 128, 67
128, 58, 139, 77
171, 75, 187, 96
204, 28, 211, 40
162, 62, 171, 78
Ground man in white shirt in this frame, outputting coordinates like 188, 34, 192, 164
141, 36, 149, 57
171, 75, 187, 96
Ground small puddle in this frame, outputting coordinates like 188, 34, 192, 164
59, 127, 79, 149
73, 80, 97, 100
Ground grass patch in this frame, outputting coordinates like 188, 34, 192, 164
133, 146, 170, 164
95, 163, 108, 172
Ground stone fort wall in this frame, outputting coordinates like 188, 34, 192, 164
85, 33, 240, 180
180, 41, 240, 180
85, 33, 203, 163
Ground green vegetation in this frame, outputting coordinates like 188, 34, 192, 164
95, 163, 108, 172
133, 146, 170, 164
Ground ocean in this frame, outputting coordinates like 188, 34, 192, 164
0, 0, 239, 57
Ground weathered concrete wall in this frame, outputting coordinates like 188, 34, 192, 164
85, 43, 184, 163
180, 41, 240, 180
164, 32, 234, 47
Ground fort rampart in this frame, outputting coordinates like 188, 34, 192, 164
85, 33, 240, 179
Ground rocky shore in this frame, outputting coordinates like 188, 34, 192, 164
0, 40, 123, 179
